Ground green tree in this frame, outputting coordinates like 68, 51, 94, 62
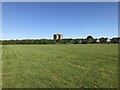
87, 36, 94, 43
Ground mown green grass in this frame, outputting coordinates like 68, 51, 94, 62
2, 44, 118, 88
0, 45, 2, 89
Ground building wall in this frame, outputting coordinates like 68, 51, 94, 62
53, 35, 57, 40
53, 34, 63, 40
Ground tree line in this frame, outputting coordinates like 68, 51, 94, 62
1, 36, 120, 45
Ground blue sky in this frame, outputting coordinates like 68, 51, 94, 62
2, 2, 118, 40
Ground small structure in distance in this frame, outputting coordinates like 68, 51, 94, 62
53, 34, 63, 40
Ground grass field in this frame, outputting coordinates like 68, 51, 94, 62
0, 45, 2, 89
2, 44, 118, 88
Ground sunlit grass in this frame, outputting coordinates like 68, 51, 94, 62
0, 45, 2, 89
2, 44, 118, 88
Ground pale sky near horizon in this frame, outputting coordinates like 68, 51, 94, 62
2, 2, 118, 40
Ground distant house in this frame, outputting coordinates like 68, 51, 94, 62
96, 38, 100, 43
106, 38, 111, 43
53, 34, 63, 40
